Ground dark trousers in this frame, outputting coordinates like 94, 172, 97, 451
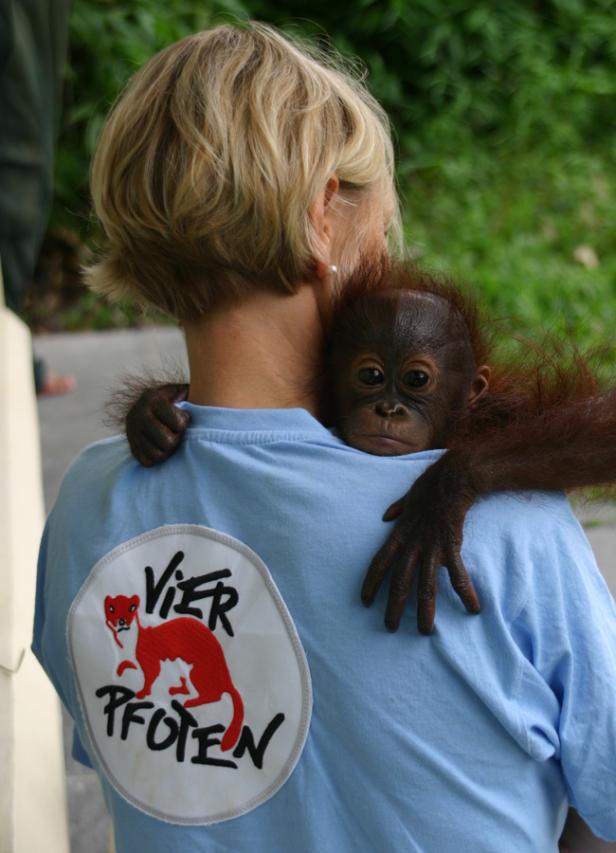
0, 0, 71, 314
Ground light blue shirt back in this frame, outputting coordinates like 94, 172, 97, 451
34, 405, 616, 851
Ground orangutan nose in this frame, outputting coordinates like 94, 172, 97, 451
375, 400, 406, 418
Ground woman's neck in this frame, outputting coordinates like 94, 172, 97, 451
184, 284, 326, 417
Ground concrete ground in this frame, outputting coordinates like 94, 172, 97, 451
35, 327, 616, 853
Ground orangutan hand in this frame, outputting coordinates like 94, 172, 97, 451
361, 451, 481, 634
126, 383, 190, 467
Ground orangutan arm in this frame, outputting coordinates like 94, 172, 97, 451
362, 391, 616, 633
120, 380, 616, 636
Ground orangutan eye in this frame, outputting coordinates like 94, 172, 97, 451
358, 367, 385, 386
108, 605, 114, 613
129, 603, 137, 612
403, 370, 430, 388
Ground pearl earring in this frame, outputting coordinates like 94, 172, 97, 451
329, 264, 338, 275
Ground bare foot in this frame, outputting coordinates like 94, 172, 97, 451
37, 368, 77, 396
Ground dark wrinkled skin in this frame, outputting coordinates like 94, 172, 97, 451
332, 292, 473, 456
361, 450, 479, 633
126, 383, 190, 467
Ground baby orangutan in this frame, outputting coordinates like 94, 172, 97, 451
329, 288, 490, 457
121, 261, 608, 635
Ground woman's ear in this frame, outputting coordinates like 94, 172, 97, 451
308, 176, 340, 279
468, 364, 491, 407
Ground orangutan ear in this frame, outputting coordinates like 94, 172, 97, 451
468, 364, 491, 407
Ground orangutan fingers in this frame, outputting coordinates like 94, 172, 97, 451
382, 497, 406, 522
131, 448, 155, 468
417, 555, 439, 635
383, 543, 421, 632
150, 385, 190, 432
168, 382, 190, 404
152, 390, 191, 433
447, 553, 481, 615
361, 534, 403, 607
129, 434, 169, 467
135, 417, 179, 453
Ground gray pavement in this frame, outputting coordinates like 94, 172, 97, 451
36, 326, 187, 510
35, 327, 616, 853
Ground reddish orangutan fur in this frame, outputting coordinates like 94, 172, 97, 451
328, 258, 616, 495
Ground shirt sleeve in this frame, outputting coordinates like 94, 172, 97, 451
72, 729, 94, 767
31, 520, 50, 668
31, 519, 69, 708
32, 518, 94, 769
512, 505, 616, 840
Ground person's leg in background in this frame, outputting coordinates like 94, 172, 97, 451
0, 0, 75, 394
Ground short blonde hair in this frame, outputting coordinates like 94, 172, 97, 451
86, 22, 400, 320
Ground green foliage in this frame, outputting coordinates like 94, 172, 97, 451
248, 0, 616, 166
405, 145, 616, 352
53, 0, 251, 228
52, 1, 616, 347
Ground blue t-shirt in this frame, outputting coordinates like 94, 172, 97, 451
33, 405, 616, 852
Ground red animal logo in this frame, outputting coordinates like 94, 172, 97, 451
104, 594, 243, 751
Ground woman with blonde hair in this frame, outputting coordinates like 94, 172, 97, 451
34, 22, 616, 852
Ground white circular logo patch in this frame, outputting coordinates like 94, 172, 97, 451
68, 525, 312, 824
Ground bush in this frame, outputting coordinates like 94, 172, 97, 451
50, 0, 616, 349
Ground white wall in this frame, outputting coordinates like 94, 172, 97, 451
0, 279, 69, 853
